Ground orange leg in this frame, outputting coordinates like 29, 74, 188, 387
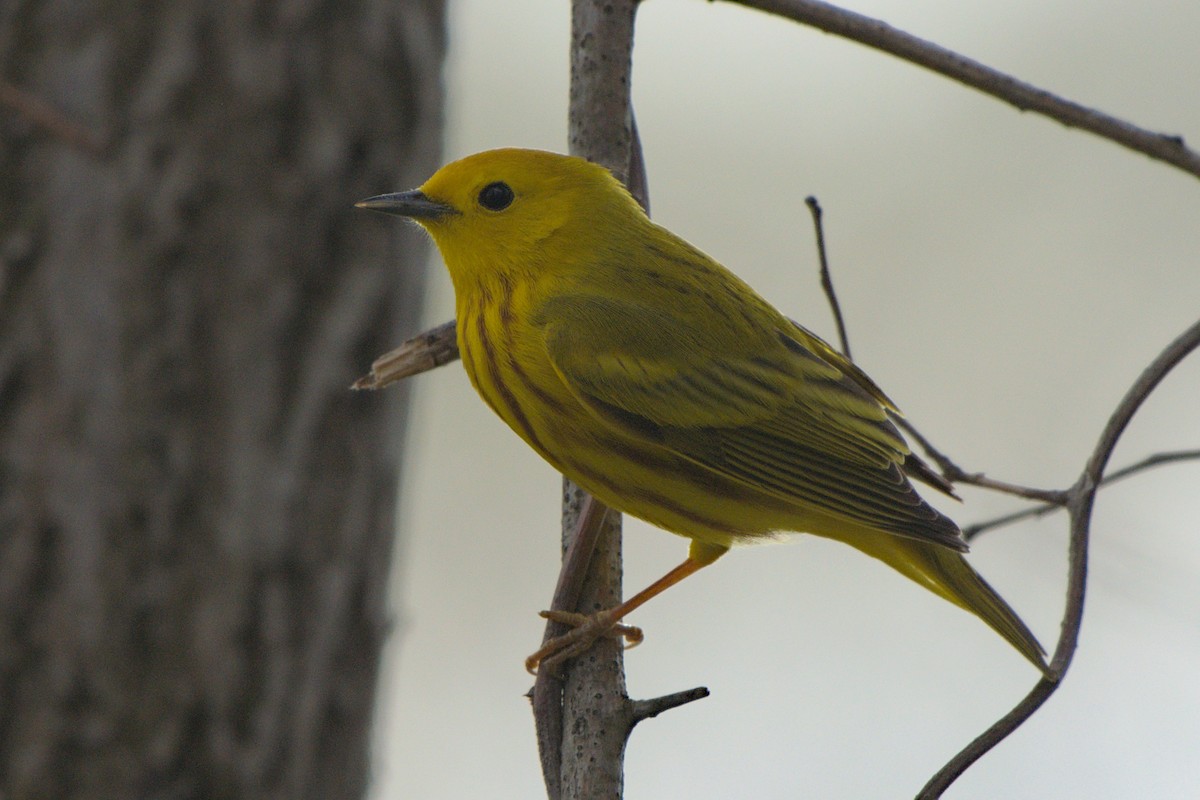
526, 541, 727, 675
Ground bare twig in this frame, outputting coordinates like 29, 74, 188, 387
543, 497, 614, 638
891, 414, 1068, 503
628, 111, 649, 216
794, 150, 1199, 796
350, 319, 458, 389
1058, 322, 1200, 674
916, 680, 1059, 800
1098, 448, 1200, 484
918, 317, 1200, 799
801, 198, 1068, 511
965, 449, 1200, 540
963, 503, 1059, 543
892, 415, 957, 474
631, 687, 711, 723
941, 470, 1068, 505
722, 0, 1200, 181
0, 80, 106, 155
804, 196, 852, 359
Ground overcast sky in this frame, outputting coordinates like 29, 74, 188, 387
370, 1, 1200, 797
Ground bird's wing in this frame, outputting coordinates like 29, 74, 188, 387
537, 293, 963, 549
789, 319, 959, 498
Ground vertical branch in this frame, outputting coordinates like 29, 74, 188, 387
530, 3, 642, 799
560, 0, 642, 788
567, 0, 638, 182
530, 494, 615, 799
555, 484, 631, 798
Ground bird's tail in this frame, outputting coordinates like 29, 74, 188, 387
847, 532, 1048, 674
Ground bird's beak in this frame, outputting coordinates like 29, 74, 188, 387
355, 190, 457, 220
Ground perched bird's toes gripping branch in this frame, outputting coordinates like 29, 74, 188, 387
526, 610, 644, 676
526, 549, 717, 674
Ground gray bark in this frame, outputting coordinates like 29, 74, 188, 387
0, 2, 444, 798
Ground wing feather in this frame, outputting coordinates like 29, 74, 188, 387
537, 292, 962, 550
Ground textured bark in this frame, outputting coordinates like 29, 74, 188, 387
557, 2, 640, 798
0, 2, 444, 798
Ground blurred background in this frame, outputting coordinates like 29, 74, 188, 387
371, 0, 1200, 798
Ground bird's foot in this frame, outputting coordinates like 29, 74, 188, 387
525, 609, 644, 675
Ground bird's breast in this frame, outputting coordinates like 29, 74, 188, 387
456, 278, 581, 464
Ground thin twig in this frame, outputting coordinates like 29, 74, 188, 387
963, 504, 1058, 543
804, 196, 852, 359
965, 449, 1200, 540
630, 687, 711, 723
918, 317, 1200, 798
892, 414, 1067, 504
1058, 322, 1200, 674
723, 0, 1200, 181
0, 80, 106, 155
892, 415, 958, 475
543, 497, 613, 639
796, 225, 1051, 505
350, 319, 458, 389
798, 200, 1065, 510
1082, 448, 1200, 491
943, 471, 1067, 505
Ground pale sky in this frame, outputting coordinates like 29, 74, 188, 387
370, 1, 1200, 797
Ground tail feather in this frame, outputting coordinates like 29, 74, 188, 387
923, 544, 1048, 673
843, 530, 1048, 674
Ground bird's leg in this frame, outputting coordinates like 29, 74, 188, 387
526, 558, 701, 675
526, 541, 727, 675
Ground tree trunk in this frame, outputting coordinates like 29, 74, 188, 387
0, 2, 444, 798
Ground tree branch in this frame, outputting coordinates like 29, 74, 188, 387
964, 449, 1200, 541
529, 495, 616, 800
534, 5, 644, 800
350, 319, 458, 389
631, 687, 711, 724
722, 0, 1200, 180
889, 415, 1068, 504
799, 125, 1200, 795
918, 317, 1200, 798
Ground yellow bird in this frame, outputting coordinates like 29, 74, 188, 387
358, 148, 1046, 675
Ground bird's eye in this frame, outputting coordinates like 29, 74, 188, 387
478, 182, 514, 211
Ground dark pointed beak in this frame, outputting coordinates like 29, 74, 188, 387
355, 190, 456, 220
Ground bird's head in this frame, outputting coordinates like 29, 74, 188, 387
357, 148, 644, 293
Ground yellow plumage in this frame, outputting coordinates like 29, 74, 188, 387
358, 148, 1046, 674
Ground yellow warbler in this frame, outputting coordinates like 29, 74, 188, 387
358, 148, 1046, 675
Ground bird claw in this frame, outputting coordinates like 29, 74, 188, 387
525, 609, 644, 675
